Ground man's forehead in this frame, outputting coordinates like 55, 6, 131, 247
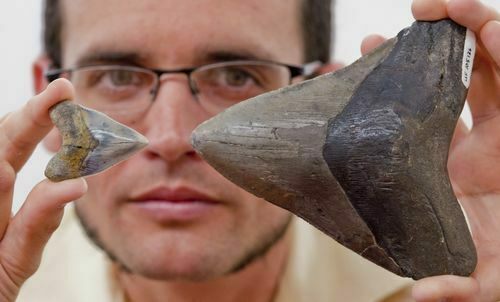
63, 0, 301, 16
61, 0, 304, 67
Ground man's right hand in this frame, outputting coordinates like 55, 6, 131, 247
0, 79, 87, 301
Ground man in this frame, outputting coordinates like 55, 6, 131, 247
0, 0, 498, 301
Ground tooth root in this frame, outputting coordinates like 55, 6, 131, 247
45, 101, 148, 182
192, 20, 477, 279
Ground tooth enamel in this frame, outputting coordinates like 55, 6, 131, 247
45, 101, 148, 182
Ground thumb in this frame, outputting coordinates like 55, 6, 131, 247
412, 275, 480, 302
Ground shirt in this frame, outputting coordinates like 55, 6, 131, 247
18, 207, 412, 302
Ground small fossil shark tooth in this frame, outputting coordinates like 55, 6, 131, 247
191, 20, 477, 279
45, 101, 148, 182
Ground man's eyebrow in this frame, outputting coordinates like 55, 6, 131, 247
75, 51, 146, 67
203, 50, 276, 63
74, 49, 279, 68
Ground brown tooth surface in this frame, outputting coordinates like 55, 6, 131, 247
45, 101, 99, 181
45, 101, 148, 182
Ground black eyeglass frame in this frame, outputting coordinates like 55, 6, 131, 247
45, 60, 321, 100
45, 60, 321, 81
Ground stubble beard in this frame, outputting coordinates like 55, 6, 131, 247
74, 204, 292, 281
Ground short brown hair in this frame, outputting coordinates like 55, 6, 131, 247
43, 0, 333, 68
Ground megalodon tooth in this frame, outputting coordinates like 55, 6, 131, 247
191, 19, 477, 279
45, 100, 148, 182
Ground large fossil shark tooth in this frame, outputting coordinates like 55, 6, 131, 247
191, 20, 477, 279
45, 101, 148, 182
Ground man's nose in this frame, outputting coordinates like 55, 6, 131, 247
141, 79, 207, 162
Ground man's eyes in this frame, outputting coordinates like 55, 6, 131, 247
81, 69, 148, 88
208, 67, 262, 88
107, 70, 140, 86
100, 70, 146, 87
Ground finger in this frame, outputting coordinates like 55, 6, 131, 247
480, 20, 500, 69
317, 61, 345, 74
360, 34, 387, 56
0, 178, 87, 286
448, 118, 471, 196
0, 162, 15, 239
0, 78, 74, 172
449, 118, 470, 152
0, 113, 11, 124
447, 0, 500, 33
412, 0, 448, 21
458, 194, 500, 247
412, 275, 480, 302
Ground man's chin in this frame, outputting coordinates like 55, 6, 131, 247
121, 214, 293, 282
75, 204, 292, 282
119, 260, 229, 282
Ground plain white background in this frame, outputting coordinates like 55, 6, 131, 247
0, 0, 499, 210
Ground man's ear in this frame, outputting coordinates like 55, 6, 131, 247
33, 55, 51, 94
33, 55, 62, 153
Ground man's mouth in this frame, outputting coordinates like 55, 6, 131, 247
127, 186, 221, 222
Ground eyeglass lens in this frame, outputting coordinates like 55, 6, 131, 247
64, 62, 292, 124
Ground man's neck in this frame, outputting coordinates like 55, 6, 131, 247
117, 231, 291, 302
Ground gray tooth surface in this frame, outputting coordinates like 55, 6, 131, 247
192, 35, 404, 276
45, 101, 148, 181
192, 20, 477, 279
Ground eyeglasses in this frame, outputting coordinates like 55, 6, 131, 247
45, 60, 321, 124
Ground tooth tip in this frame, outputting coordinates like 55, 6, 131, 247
191, 130, 203, 150
136, 134, 149, 147
191, 118, 217, 153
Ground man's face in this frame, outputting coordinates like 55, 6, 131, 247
60, 0, 303, 280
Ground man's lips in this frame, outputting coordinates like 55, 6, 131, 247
127, 186, 220, 222
131, 186, 219, 203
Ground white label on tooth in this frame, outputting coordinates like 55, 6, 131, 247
462, 29, 476, 88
